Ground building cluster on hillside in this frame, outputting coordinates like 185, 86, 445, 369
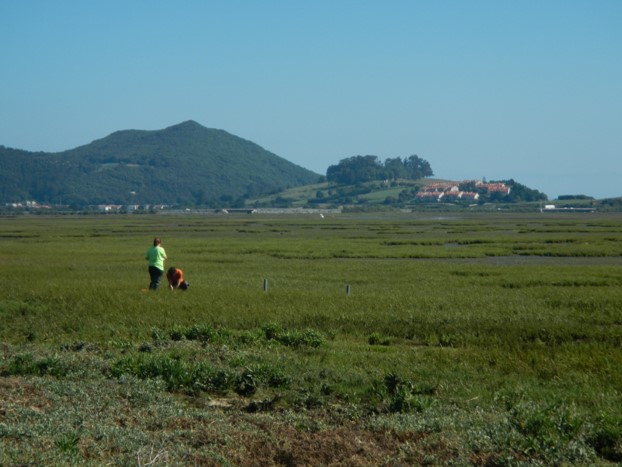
4, 201, 51, 209
414, 180, 511, 203
3, 201, 171, 212
97, 204, 168, 212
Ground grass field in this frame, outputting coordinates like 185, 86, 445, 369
1, 212, 621, 465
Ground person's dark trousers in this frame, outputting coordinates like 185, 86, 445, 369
148, 266, 163, 290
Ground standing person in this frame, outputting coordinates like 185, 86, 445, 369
146, 237, 167, 290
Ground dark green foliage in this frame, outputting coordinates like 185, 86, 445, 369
0, 121, 318, 205
110, 354, 234, 393
380, 373, 437, 414
326, 154, 433, 184
263, 323, 325, 348
55, 431, 81, 456
277, 329, 325, 348
589, 418, 622, 462
457, 178, 548, 203
266, 369, 291, 388
109, 324, 318, 396
138, 342, 152, 353
235, 368, 258, 396
185, 324, 217, 343
1, 353, 69, 377
169, 326, 186, 341
600, 197, 622, 209
306, 183, 375, 206
492, 179, 548, 202
150, 326, 167, 343
327, 155, 385, 184
557, 194, 594, 200
506, 402, 590, 461
368, 332, 391, 346
263, 322, 282, 340
245, 396, 281, 413
152, 324, 222, 344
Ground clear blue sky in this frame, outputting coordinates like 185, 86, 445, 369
2, 1, 621, 199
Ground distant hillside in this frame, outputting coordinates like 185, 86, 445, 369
247, 177, 549, 210
0, 121, 319, 206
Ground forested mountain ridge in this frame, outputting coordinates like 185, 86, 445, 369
0, 121, 320, 206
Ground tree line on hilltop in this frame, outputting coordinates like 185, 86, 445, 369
326, 155, 433, 184
321, 155, 547, 204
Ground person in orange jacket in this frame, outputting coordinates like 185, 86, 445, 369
166, 267, 190, 291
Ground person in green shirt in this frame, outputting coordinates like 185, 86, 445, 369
146, 237, 167, 290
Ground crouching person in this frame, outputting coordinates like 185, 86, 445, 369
167, 267, 190, 291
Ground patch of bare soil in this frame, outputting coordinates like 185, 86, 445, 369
240, 426, 427, 466
0, 377, 51, 416
176, 411, 451, 466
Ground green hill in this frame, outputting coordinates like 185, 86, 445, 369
249, 179, 427, 209
248, 177, 550, 210
0, 121, 320, 206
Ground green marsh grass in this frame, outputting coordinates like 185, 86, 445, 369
1, 212, 622, 464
